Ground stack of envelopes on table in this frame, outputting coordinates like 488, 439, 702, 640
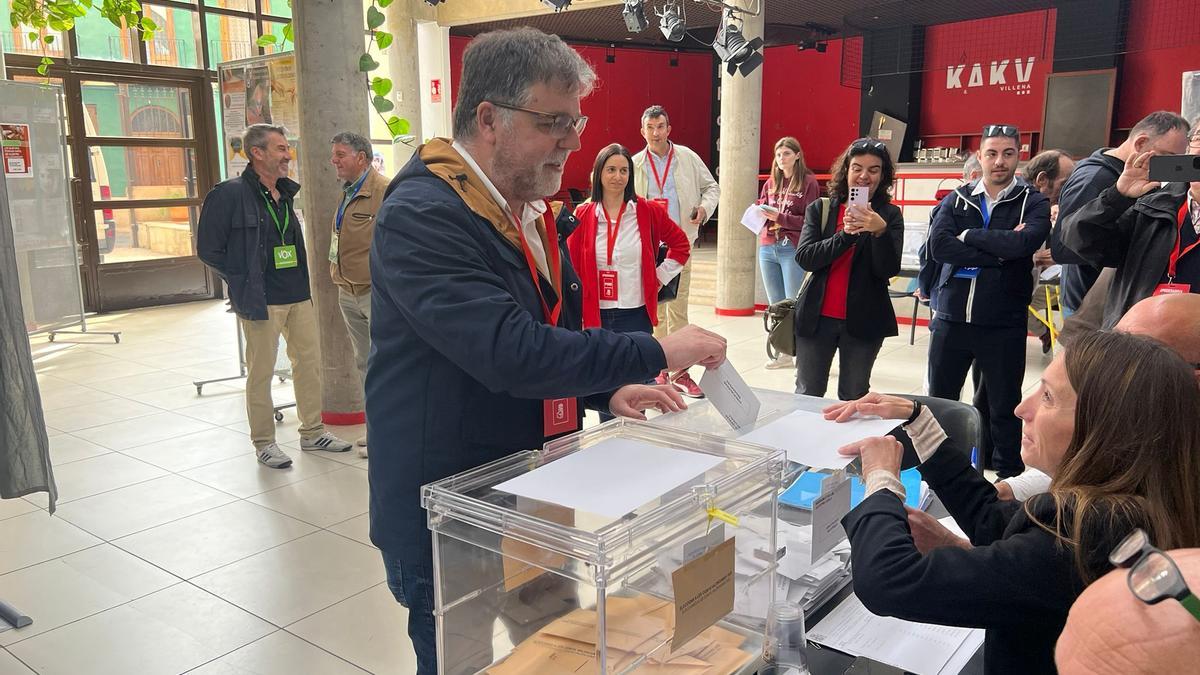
487, 594, 756, 674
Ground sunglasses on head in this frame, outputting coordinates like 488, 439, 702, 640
851, 138, 887, 151
983, 124, 1019, 139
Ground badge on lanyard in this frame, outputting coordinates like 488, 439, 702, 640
274, 245, 298, 269
599, 201, 627, 302
513, 203, 580, 438
953, 267, 980, 279
328, 230, 339, 264
648, 145, 674, 211
262, 191, 297, 270
1156, 201, 1200, 296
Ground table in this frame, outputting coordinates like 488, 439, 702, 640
653, 389, 985, 675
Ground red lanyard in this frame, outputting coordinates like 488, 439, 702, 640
1168, 201, 1200, 281
512, 201, 562, 325
600, 201, 628, 267
648, 145, 674, 197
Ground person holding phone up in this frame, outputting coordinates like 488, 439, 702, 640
792, 138, 904, 400
756, 137, 821, 369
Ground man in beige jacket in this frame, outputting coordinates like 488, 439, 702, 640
329, 131, 388, 457
632, 105, 720, 397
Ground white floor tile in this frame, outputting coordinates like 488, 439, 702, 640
72, 411, 215, 451
128, 382, 244, 412
0, 544, 178, 646
0, 649, 34, 674
54, 475, 237, 540
327, 514, 373, 548
46, 434, 111, 466
288, 583, 417, 675
0, 512, 101, 575
113, 501, 317, 579
47, 359, 159, 385
0, 500, 37, 523
38, 384, 117, 413
192, 531, 386, 626
177, 396, 250, 426
180, 449, 342, 499
86, 370, 199, 397
186, 630, 368, 675
7, 583, 273, 675
122, 426, 255, 472
41, 397, 161, 433
39, 453, 168, 504
247, 466, 368, 528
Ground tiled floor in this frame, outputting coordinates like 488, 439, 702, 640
3, 297, 1051, 674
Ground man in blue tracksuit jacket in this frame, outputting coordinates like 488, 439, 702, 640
366, 28, 727, 675
927, 125, 1051, 478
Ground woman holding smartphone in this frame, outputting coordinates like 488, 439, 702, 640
757, 138, 821, 369
792, 138, 904, 400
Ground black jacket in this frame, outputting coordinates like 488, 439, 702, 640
366, 142, 667, 562
843, 440, 1141, 675
793, 196, 904, 339
196, 166, 307, 321
1051, 148, 1125, 310
928, 182, 1051, 326
1057, 182, 1190, 328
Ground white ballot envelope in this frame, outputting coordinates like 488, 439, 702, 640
699, 361, 761, 430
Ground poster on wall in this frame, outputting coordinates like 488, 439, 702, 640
244, 65, 272, 126
1, 123, 33, 177
268, 55, 299, 133
1184, 71, 1200, 130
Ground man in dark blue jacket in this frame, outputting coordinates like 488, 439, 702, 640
926, 125, 1051, 478
366, 28, 727, 675
197, 124, 353, 469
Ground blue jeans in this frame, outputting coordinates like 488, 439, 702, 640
759, 240, 806, 305
381, 550, 438, 675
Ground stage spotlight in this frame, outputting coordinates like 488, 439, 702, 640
656, 2, 685, 42
623, 0, 648, 32
712, 14, 763, 76
542, 0, 571, 11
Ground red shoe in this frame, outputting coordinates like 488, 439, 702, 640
673, 371, 705, 399
654, 372, 670, 386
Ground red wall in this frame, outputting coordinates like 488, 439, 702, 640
919, 9, 1057, 145
759, 39, 861, 174
449, 36, 714, 195
1117, 0, 1200, 129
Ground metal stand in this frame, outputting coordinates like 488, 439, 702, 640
0, 598, 32, 630
46, 312, 121, 343
193, 315, 295, 422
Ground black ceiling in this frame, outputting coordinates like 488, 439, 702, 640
450, 0, 1061, 50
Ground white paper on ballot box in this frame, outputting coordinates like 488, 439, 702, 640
740, 410, 901, 470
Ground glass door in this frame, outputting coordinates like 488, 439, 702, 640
67, 73, 218, 311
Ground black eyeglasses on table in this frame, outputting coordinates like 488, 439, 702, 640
983, 124, 1019, 139
1109, 528, 1200, 623
486, 100, 588, 138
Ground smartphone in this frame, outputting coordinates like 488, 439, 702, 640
849, 186, 869, 207
1149, 155, 1200, 182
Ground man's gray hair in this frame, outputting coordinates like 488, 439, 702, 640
331, 131, 371, 159
452, 27, 596, 140
642, 105, 669, 126
243, 123, 288, 159
962, 154, 981, 181
1129, 111, 1190, 139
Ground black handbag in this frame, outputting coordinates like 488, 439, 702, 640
656, 243, 680, 302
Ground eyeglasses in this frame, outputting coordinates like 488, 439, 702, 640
851, 138, 887, 151
486, 101, 588, 138
983, 124, 1019, 139
1109, 528, 1200, 623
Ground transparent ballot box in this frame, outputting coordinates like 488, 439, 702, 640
421, 419, 787, 674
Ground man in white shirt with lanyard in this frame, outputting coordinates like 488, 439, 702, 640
632, 105, 720, 398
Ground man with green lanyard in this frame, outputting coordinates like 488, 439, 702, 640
328, 131, 388, 457
198, 123, 353, 468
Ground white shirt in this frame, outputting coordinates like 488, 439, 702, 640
594, 200, 684, 309
971, 176, 1020, 213
452, 140, 550, 277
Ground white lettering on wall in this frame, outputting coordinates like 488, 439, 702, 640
945, 57, 1037, 95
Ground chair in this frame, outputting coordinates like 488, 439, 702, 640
887, 276, 921, 345
889, 394, 984, 472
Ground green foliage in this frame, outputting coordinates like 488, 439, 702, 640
370, 77, 393, 98
11, 0, 157, 75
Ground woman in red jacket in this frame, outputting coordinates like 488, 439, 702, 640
569, 143, 690, 412
757, 136, 821, 369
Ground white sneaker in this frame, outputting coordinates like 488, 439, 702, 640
764, 354, 794, 370
256, 443, 293, 469
300, 432, 353, 453
356, 435, 368, 459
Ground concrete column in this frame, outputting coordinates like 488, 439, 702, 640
294, 0, 368, 422
384, 1, 435, 170
715, 4, 764, 315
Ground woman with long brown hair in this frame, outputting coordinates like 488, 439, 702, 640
756, 137, 820, 369
825, 330, 1200, 674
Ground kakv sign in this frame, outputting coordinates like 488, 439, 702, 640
946, 57, 1037, 95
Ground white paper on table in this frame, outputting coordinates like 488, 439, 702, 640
698, 361, 761, 430
938, 626, 985, 675
494, 438, 724, 520
809, 594, 983, 675
739, 410, 901, 470
740, 204, 768, 235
